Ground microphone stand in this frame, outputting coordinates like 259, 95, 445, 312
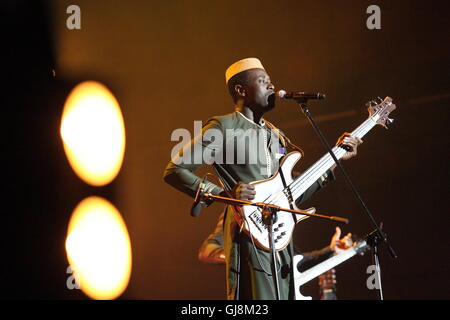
199, 192, 349, 300
365, 226, 385, 300
297, 99, 397, 300
262, 205, 281, 299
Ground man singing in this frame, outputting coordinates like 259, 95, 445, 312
164, 57, 362, 299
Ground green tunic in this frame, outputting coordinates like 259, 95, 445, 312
164, 111, 334, 300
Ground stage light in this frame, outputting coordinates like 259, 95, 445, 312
60, 81, 125, 186
65, 196, 132, 300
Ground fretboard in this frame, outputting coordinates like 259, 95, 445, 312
296, 241, 367, 286
289, 117, 377, 202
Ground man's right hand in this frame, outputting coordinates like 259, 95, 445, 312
231, 182, 256, 201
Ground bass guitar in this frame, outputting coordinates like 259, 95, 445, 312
233, 97, 396, 251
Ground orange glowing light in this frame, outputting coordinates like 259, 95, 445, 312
65, 196, 132, 300
60, 81, 125, 186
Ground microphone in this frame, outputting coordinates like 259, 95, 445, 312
277, 90, 326, 101
191, 176, 208, 217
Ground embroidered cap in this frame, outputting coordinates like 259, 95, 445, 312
225, 58, 265, 84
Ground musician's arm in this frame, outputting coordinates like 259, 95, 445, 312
296, 246, 334, 272
296, 227, 353, 272
294, 169, 335, 206
163, 119, 225, 198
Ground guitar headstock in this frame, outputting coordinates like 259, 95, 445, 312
354, 239, 369, 256
366, 96, 396, 129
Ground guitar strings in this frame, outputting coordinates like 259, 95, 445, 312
248, 117, 374, 221
285, 118, 374, 200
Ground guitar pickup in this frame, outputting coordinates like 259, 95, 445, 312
249, 211, 265, 233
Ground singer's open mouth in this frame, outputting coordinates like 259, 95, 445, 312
267, 92, 276, 107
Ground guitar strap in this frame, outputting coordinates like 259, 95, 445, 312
264, 120, 304, 157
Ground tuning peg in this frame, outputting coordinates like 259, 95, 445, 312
365, 99, 375, 107
380, 118, 394, 130
366, 98, 385, 107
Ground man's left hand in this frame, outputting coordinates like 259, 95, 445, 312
329, 227, 353, 254
336, 133, 363, 160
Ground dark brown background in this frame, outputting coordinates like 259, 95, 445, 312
3, 0, 449, 299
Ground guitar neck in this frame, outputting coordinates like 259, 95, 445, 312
290, 117, 377, 201
296, 244, 362, 286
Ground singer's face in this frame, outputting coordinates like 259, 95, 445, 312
244, 69, 276, 112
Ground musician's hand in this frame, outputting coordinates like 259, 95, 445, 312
336, 133, 363, 160
330, 227, 353, 254
231, 182, 256, 201
198, 244, 226, 265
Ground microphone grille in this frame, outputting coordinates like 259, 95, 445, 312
277, 90, 287, 98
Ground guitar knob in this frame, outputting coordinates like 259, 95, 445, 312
281, 231, 286, 236
274, 228, 279, 232
278, 223, 284, 227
